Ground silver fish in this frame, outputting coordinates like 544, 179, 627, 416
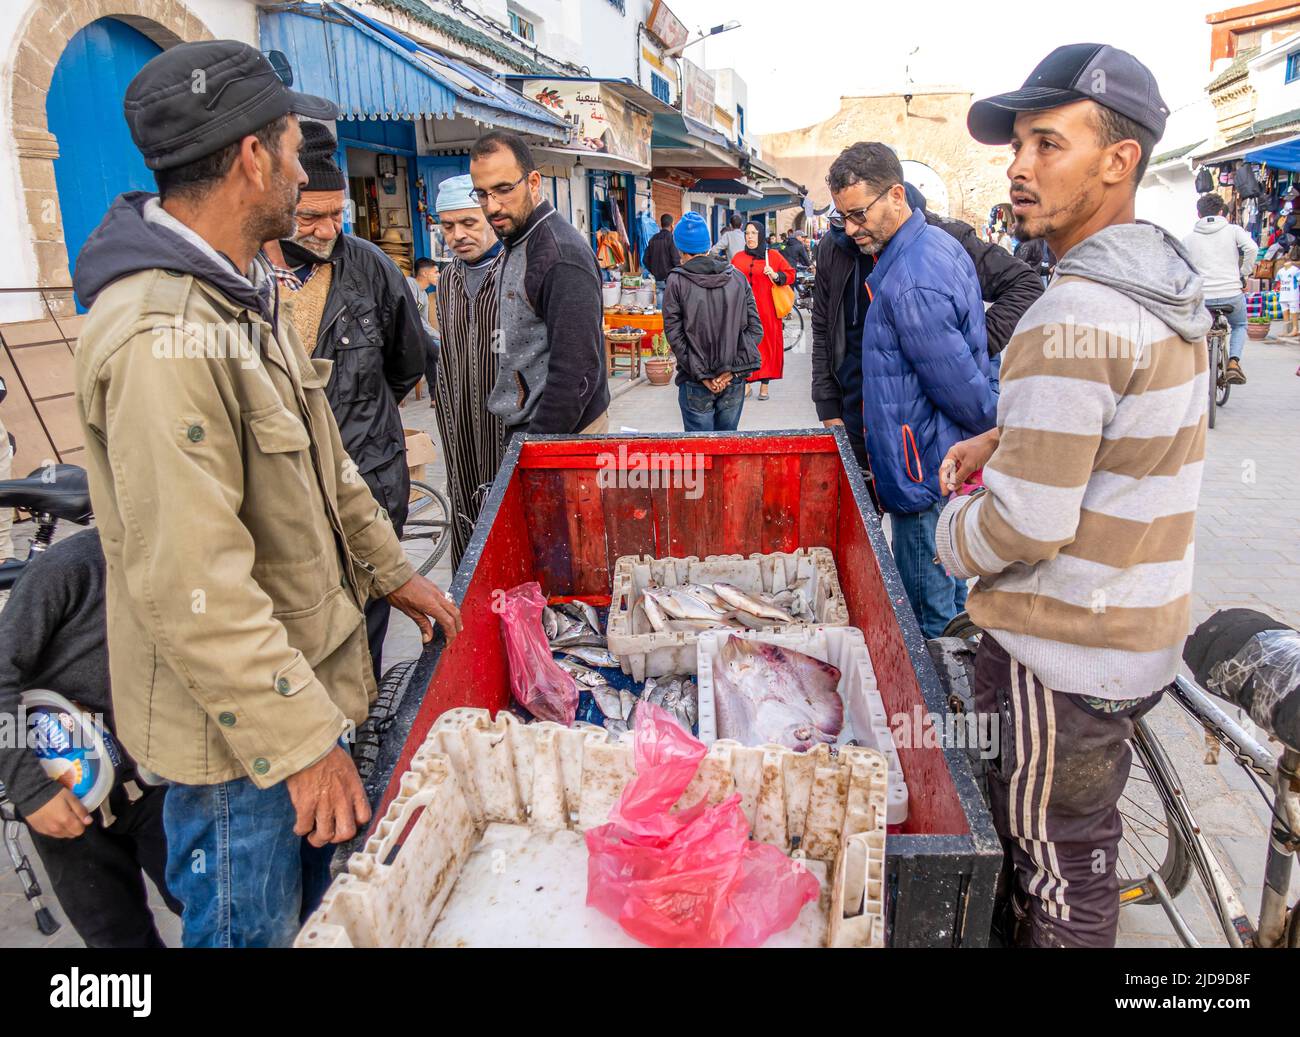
711, 635, 843, 751
713, 583, 795, 624
604, 717, 629, 736
591, 684, 623, 721
719, 609, 773, 631
647, 586, 723, 623
541, 606, 560, 641
555, 601, 602, 635
556, 657, 607, 688
562, 646, 620, 668
640, 591, 668, 632
619, 689, 638, 722
680, 583, 726, 610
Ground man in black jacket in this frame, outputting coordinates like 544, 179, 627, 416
643, 213, 680, 309
0, 529, 180, 946
276, 121, 428, 680
783, 229, 812, 270
662, 212, 763, 431
812, 181, 1042, 476
473, 131, 610, 438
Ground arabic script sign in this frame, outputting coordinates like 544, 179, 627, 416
523, 80, 652, 168
681, 60, 715, 127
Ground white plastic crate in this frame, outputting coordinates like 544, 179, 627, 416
296, 708, 887, 948
696, 627, 909, 825
606, 547, 849, 682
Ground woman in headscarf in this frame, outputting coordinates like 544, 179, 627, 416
731, 220, 794, 399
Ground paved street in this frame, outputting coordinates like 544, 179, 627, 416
4, 325, 1298, 947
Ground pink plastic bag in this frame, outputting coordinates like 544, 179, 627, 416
498, 582, 578, 725
585, 703, 819, 947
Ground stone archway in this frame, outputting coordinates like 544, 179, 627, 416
9, 0, 214, 297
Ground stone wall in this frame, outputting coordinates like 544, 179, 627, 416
759, 91, 1010, 228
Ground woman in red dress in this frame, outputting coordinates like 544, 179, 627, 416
731, 221, 794, 399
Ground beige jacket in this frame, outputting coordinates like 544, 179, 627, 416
76, 260, 414, 788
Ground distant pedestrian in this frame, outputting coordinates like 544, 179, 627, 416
408, 257, 440, 403
662, 212, 763, 432
716, 213, 746, 261
470, 131, 610, 437
731, 220, 795, 400
783, 229, 812, 270
1182, 192, 1255, 384
642, 212, 681, 309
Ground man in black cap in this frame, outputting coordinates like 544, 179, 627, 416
71, 40, 460, 948
273, 119, 429, 685
934, 45, 1210, 947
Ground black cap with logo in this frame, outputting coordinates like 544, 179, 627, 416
968, 43, 1168, 146
124, 40, 339, 171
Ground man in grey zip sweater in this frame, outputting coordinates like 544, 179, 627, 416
1182, 192, 1255, 383
471, 131, 610, 438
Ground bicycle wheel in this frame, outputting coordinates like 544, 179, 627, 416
1116, 716, 1194, 905
1216, 341, 1231, 408
940, 610, 983, 641
783, 307, 804, 351
402, 480, 453, 575
1206, 334, 1219, 429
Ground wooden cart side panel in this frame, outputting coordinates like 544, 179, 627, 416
760, 454, 801, 555
520, 468, 575, 594
834, 467, 968, 836
716, 453, 763, 555
797, 451, 839, 552
885, 834, 1001, 947
564, 467, 609, 596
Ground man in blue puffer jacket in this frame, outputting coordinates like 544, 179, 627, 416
828, 143, 998, 637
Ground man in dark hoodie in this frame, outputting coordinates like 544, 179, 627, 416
471, 130, 610, 438
812, 178, 1043, 482
642, 212, 681, 309
662, 212, 763, 431
71, 41, 460, 947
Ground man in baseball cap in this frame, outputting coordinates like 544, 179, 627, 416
934, 45, 1211, 948
72, 40, 460, 947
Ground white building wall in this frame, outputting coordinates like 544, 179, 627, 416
1138, 165, 1198, 238
0, 0, 258, 316
1250, 33, 1300, 123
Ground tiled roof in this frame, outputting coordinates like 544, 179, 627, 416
368, 0, 553, 74
1253, 106, 1300, 133
1150, 139, 1207, 166
1207, 47, 1259, 92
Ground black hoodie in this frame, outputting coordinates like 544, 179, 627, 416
661, 255, 763, 385
74, 191, 277, 325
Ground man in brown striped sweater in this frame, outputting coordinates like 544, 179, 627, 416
935, 45, 1211, 947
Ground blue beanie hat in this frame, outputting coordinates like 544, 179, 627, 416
673, 211, 712, 255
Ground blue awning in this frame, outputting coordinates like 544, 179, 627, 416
258, 3, 569, 138
1245, 132, 1300, 170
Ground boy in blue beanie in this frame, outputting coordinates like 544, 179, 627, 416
662, 213, 764, 431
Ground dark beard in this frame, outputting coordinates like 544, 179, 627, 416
247, 157, 299, 245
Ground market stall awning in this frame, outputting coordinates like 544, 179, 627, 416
691, 178, 761, 199
258, 3, 569, 138
1245, 132, 1300, 170
533, 145, 650, 175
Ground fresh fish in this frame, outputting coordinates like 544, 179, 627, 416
541, 606, 560, 641
641, 592, 667, 632
713, 583, 795, 624
555, 657, 607, 688
711, 635, 843, 751
619, 689, 638, 722
591, 684, 624, 722
719, 609, 773, 631
681, 583, 726, 610
647, 586, 724, 623
555, 601, 602, 635
604, 717, 629, 736
562, 646, 620, 668
665, 618, 729, 633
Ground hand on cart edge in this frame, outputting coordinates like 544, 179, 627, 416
387, 573, 463, 642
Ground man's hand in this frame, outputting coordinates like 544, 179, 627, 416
387, 572, 462, 642
703, 371, 733, 394
940, 427, 1001, 496
25, 788, 92, 839
822, 418, 845, 428
285, 745, 371, 848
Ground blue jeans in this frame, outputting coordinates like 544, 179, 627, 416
890, 502, 968, 639
163, 776, 337, 947
1206, 293, 1247, 361
679, 379, 745, 431
656, 282, 665, 311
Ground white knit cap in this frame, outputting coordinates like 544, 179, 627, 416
436, 174, 479, 214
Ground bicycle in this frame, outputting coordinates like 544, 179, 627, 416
1206, 303, 1233, 429
932, 612, 1299, 948
401, 480, 453, 576
783, 270, 814, 353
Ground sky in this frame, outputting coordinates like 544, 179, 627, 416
670, 0, 1216, 140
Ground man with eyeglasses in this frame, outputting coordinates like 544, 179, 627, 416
825, 143, 998, 639
276, 120, 430, 687
470, 130, 610, 438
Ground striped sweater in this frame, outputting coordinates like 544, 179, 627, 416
935, 222, 1211, 699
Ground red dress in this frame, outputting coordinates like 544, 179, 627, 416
732, 249, 794, 382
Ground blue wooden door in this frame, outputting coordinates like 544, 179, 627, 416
413, 155, 469, 261
47, 18, 162, 287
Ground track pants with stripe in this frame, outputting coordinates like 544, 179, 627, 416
973, 635, 1161, 947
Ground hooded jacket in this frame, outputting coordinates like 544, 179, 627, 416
72, 192, 413, 788
811, 186, 1042, 422
937, 221, 1211, 699
1181, 216, 1257, 298
662, 255, 763, 384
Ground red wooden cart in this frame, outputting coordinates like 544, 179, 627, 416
368, 429, 1001, 947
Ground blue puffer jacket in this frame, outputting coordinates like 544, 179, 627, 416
861, 208, 997, 514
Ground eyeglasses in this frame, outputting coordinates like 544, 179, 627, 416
471, 172, 531, 204
828, 186, 897, 230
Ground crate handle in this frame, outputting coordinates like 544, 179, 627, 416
375, 787, 438, 868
